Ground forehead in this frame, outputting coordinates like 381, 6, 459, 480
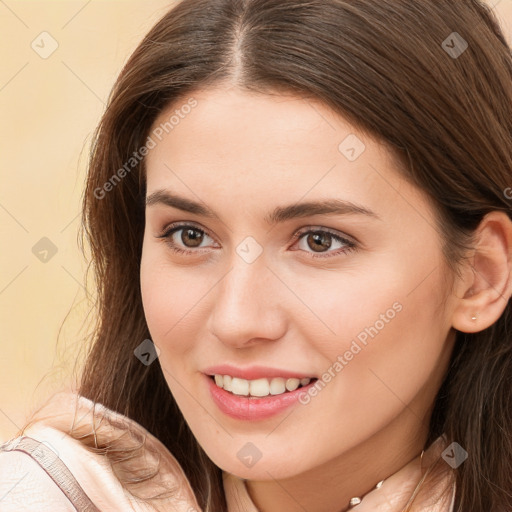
148, 88, 378, 174
144, 86, 432, 226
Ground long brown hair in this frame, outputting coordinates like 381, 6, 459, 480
72, 0, 512, 510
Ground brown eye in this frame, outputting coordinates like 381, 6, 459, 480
294, 228, 356, 258
305, 231, 333, 253
157, 223, 216, 254
180, 227, 205, 247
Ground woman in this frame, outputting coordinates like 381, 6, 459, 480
1, 0, 511, 510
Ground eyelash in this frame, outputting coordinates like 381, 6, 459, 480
156, 222, 357, 259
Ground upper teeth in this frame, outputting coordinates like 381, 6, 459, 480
213, 375, 312, 397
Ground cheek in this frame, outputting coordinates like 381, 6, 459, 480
141, 269, 191, 345
322, 272, 450, 424
140, 240, 181, 326
141, 244, 180, 349
140, 246, 214, 362
311, 255, 450, 412
295, 264, 407, 349
140, 253, 203, 402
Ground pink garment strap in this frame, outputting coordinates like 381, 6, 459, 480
0, 435, 100, 512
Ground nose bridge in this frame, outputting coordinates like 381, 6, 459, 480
208, 247, 286, 347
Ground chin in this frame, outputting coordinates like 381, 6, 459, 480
203, 441, 312, 481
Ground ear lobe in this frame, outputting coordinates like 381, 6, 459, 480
451, 211, 512, 334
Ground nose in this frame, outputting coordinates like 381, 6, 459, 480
207, 255, 288, 349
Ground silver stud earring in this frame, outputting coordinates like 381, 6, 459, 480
471, 314, 478, 321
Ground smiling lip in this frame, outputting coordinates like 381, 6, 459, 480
204, 374, 317, 421
202, 364, 316, 381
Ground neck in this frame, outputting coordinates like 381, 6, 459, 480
245, 409, 430, 512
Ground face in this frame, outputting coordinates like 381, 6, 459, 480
140, 86, 457, 480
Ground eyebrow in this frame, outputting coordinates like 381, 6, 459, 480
145, 189, 379, 224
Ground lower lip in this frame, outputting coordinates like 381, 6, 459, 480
205, 375, 316, 421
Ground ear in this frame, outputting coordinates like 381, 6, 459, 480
451, 211, 512, 333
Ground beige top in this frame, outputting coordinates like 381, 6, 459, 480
0, 391, 455, 511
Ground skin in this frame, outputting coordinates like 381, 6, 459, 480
140, 86, 512, 512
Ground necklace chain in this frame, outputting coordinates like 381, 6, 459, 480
246, 445, 449, 512
346, 448, 434, 511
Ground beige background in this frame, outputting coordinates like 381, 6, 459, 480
1, 0, 511, 442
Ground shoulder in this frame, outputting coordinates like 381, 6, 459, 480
0, 390, 201, 512
0, 449, 76, 511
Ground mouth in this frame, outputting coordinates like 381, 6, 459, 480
208, 374, 318, 399
205, 372, 318, 420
